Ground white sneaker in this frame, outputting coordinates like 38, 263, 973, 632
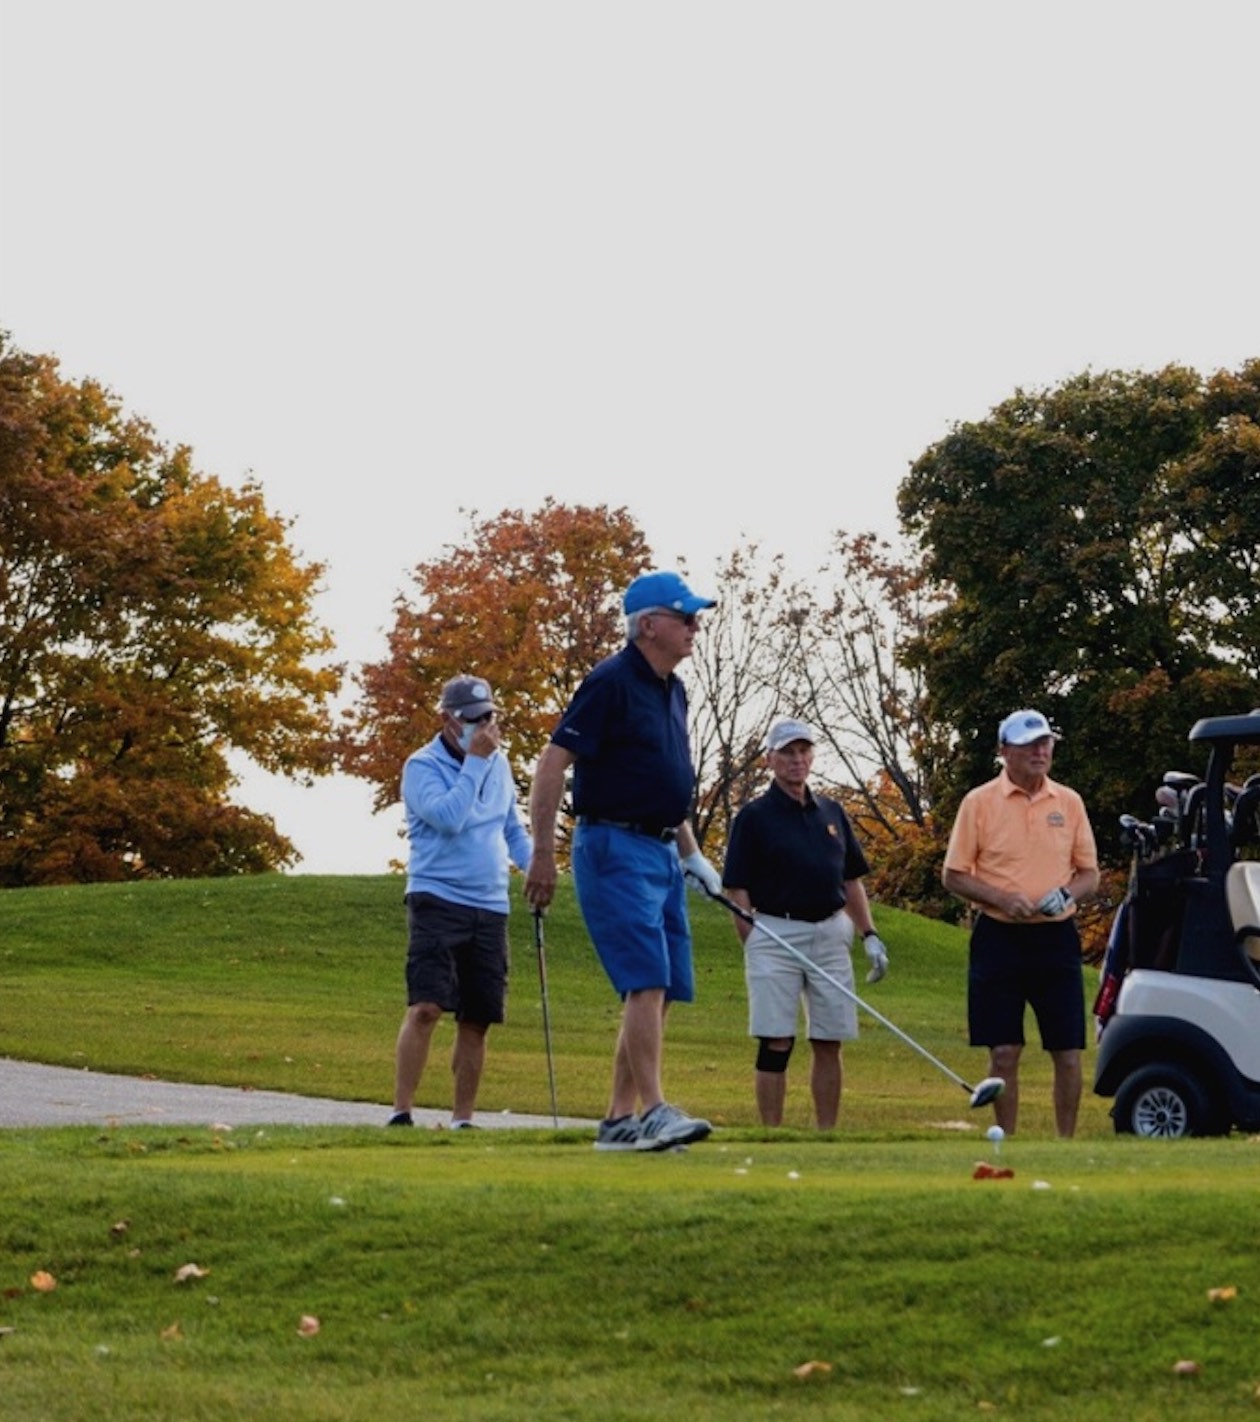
593, 1114, 642, 1151
635, 1102, 711, 1151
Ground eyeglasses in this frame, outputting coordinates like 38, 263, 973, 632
648, 608, 699, 628
459, 711, 496, 725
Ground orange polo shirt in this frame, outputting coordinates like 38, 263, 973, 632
944, 769, 1098, 923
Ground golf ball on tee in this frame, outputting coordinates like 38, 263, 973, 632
986, 1125, 1005, 1144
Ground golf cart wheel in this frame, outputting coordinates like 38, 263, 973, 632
1112, 1064, 1217, 1139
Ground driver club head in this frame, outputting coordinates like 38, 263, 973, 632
969, 1076, 1005, 1109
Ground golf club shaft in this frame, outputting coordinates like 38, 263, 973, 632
701, 885, 977, 1095
534, 910, 560, 1126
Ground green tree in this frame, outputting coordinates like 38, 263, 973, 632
337, 500, 651, 816
0, 338, 340, 884
897, 360, 1260, 850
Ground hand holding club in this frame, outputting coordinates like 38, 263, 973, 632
681, 852, 722, 897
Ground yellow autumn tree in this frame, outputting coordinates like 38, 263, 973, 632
0, 337, 341, 883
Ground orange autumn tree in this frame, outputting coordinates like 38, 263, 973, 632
338, 500, 651, 809
0, 338, 341, 884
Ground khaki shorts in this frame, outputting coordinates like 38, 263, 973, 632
745, 912, 858, 1042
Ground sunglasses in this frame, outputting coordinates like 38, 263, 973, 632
650, 609, 699, 628
459, 710, 496, 725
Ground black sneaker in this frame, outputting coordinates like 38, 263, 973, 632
386, 1111, 414, 1127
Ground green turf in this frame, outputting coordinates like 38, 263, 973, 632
4, 874, 1248, 1420
0, 873, 1100, 1135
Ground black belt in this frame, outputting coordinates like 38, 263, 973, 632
758, 907, 838, 923
581, 816, 678, 844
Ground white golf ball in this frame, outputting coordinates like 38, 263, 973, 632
986, 1125, 1005, 1144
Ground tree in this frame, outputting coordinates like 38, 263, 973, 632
0, 338, 341, 884
337, 500, 651, 814
687, 544, 804, 852
783, 531, 940, 833
897, 360, 1260, 849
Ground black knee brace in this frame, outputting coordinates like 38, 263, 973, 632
756, 1038, 794, 1073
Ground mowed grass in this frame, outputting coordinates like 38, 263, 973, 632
3, 876, 1260, 1420
0, 873, 1104, 1134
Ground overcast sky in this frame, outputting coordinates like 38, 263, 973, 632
3, 2, 1258, 872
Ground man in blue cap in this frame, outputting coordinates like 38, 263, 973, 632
526, 570, 722, 1151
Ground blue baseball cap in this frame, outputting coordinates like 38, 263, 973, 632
623, 570, 716, 616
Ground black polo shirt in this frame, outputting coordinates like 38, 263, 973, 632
722, 780, 870, 921
550, 641, 695, 828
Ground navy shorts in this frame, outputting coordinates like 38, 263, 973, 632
404, 892, 508, 1024
968, 914, 1085, 1052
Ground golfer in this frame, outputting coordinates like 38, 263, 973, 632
525, 570, 722, 1152
722, 717, 888, 1129
942, 708, 1099, 1138
388, 674, 533, 1129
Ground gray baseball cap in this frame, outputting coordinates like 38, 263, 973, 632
439, 675, 497, 720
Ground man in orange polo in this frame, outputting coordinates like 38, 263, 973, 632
942, 709, 1099, 1137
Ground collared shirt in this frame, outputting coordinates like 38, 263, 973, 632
944, 767, 1098, 922
722, 780, 870, 920
550, 641, 695, 828
402, 735, 533, 912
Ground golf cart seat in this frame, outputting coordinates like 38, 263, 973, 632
1225, 861, 1260, 964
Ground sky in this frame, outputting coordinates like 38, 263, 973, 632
3, 2, 1259, 872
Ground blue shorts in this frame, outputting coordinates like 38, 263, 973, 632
572, 822, 694, 1001
968, 914, 1085, 1052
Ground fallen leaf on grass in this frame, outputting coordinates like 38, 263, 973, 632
297, 1314, 321, 1337
174, 1263, 209, 1283
0, 1326, 17, 1339
160, 1321, 183, 1341
29, 1271, 56, 1293
110, 1220, 130, 1238
972, 1163, 1015, 1180
793, 1360, 832, 1379
1208, 1285, 1238, 1302
1172, 1359, 1200, 1376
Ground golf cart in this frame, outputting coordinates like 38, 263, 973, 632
1093, 710, 1260, 1137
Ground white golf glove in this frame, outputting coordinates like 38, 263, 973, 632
680, 851, 722, 898
1035, 886, 1073, 917
863, 933, 889, 983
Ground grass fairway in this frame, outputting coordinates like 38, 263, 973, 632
4, 1128, 1260, 1420
3, 876, 1260, 1418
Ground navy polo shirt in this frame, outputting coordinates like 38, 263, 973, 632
550, 642, 695, 828
722, 780, 870, 921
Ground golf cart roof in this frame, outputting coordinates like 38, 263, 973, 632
1189, 711, 1260, 747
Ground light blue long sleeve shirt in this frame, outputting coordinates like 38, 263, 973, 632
402, 734, 532, 912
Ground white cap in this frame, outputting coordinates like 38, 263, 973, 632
767, 717, 817, 752
998, 709, 1060, 746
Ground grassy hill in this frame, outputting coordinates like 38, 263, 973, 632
6, 877, 1260, 1422
0, 873, 1114, 1136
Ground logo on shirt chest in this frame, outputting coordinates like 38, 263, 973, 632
827, 824, 839, 838
1047, 811, 1066, 828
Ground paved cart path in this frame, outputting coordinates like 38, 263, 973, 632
0, 1057, 591, 1131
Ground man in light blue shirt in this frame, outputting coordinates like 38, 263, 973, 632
388, 674, 533, 1128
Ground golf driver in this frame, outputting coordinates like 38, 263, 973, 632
533, 909, 560, 1127
689, 879, 1004, 1110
